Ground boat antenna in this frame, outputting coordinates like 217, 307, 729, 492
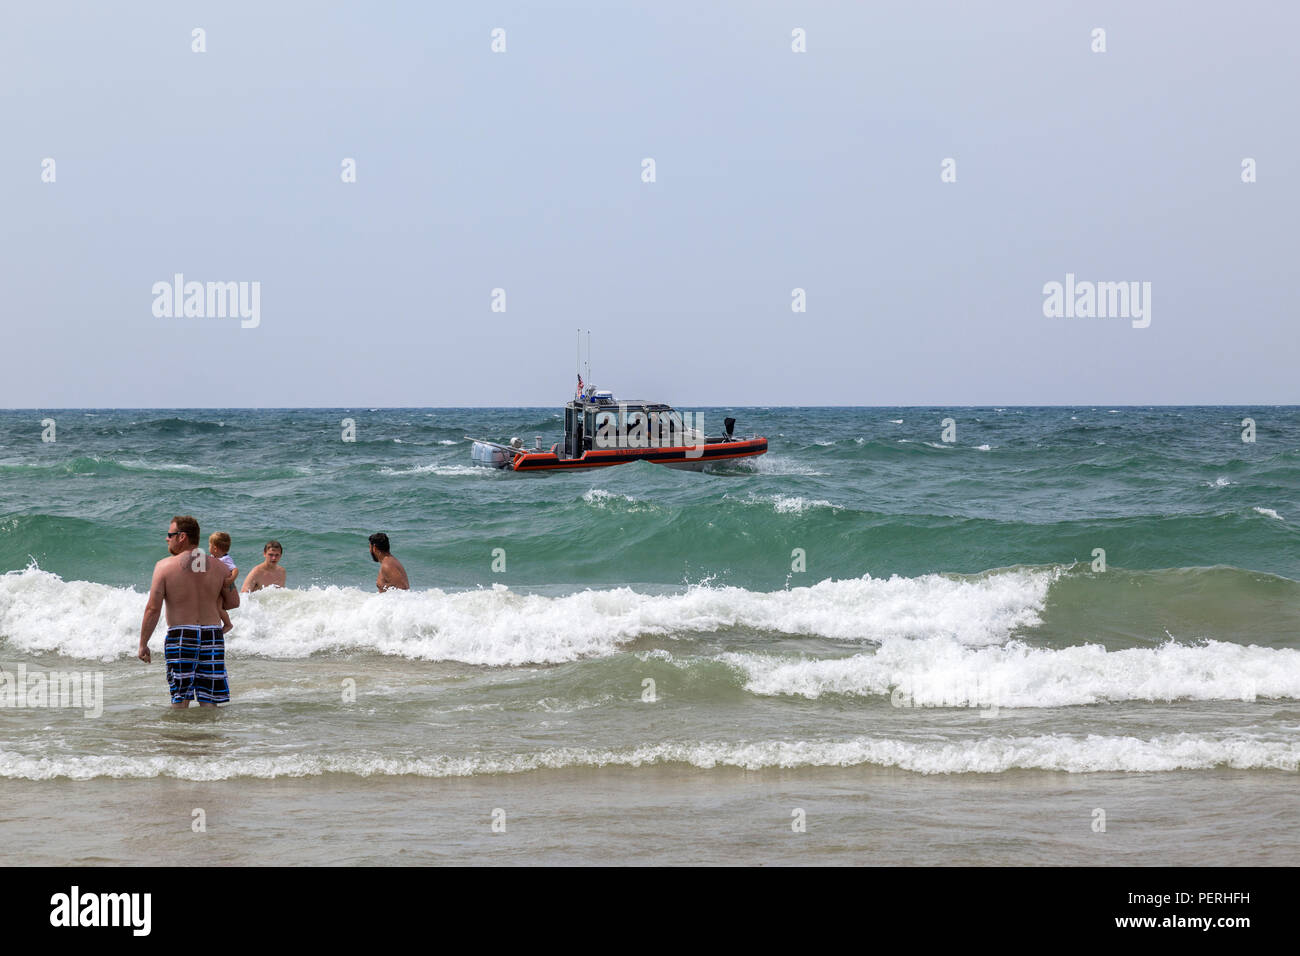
586, 329, 591, 388
576, 328, 581, 396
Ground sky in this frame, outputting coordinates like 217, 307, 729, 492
1, 1, 1297, 407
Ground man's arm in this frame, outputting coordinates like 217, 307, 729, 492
222, 568, 241, 610
240, 566, 259, 593
139, 562, 166, 663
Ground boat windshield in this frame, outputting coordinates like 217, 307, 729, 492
583, 404, 686, 449
653, 410, 684, 446
587, 409, 613, 448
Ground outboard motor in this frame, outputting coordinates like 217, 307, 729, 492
471, 441, 509, 468
723, 417, 736, 441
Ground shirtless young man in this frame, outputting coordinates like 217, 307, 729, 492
241, 540, 286, 593
368, 533, 410, 591
138, 515, 241, 708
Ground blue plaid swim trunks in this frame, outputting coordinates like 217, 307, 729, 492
165, 625, 229, 704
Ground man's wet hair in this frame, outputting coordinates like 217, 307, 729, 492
172, 515, 200, 546
369, 533, 390, 554
264, 540, 283, 554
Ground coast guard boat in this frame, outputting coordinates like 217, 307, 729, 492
468, 386, 767, 472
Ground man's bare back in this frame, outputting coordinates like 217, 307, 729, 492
367, 533, 409, 591
139, 532, 239, 664
377, 554, 409, 592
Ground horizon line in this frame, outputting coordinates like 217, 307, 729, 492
1, 404, 1297, 412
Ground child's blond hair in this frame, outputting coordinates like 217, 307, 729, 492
209, 531, 231, 555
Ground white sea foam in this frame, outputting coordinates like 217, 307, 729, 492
583, 488, 633, 505
1206, 477, 1233, 488
730, 492, 842, 514
437, 439, 458, 445
117, 459, 205, 473
380, 463, 488, 477
1, 732, 1294, 780
770, 494, 840, 514
1253, 507, 1284, 521
732, 455, 825, 476
581, 488, 658, 513
0, 566, 1055, 663
725, 638, 1300, 705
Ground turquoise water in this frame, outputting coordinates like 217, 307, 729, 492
3, 406, 1297, 590
1, 407, 1298, 816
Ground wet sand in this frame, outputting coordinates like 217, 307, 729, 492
4, 765, 1295, 866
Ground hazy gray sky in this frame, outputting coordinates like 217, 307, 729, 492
2, 1, 1296, 407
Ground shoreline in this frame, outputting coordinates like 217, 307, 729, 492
4, 765, 1294, 866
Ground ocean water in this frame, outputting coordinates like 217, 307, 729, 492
1, 406, 1298, 865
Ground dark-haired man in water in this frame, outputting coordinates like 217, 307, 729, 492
138, 515, 240, 708
369, 533, 410, 591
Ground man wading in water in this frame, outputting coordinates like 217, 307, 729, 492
242, 539, 286, 593
138, 515, 240, 708
368, 532, 410, 591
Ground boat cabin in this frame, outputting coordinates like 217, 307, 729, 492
562, 396, 691, 459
